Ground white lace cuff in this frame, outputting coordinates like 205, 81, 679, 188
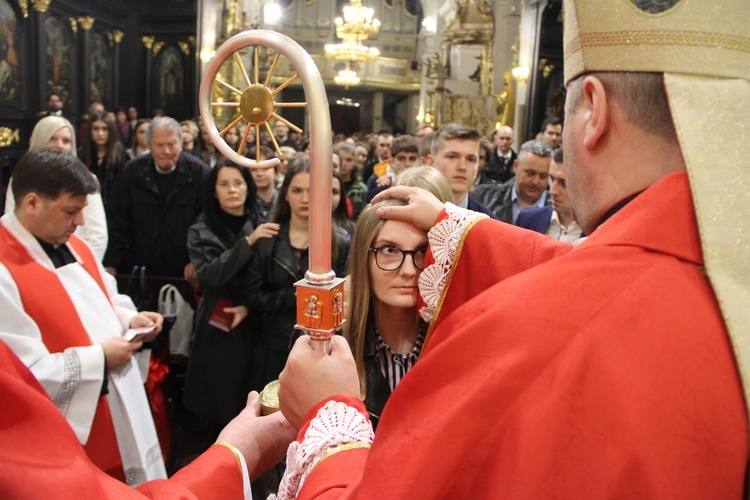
270, 400, 374, 500
418, 203, 488, 323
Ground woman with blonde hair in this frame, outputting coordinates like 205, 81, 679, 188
5, 116, 108, 260
344, 198, 428, 430
395, 166, 454, 204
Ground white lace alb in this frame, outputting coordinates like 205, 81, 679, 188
418, 203, 487, 323
270, 400, 374, 500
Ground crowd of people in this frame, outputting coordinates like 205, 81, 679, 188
0, 97, 576, 487
2, 0, 747, 492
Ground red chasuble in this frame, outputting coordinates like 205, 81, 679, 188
0, 340, 243, 498
298, 172, 748, 498
0, 226, 123, 479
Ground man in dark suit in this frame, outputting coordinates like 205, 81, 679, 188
516, 147, 583, 242
37, 92, 77, 129
485, 126, 517, 183
474, 140, 552, 223
431, 124, 497, 219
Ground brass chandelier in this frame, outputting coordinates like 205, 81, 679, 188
325, 0, 380, 85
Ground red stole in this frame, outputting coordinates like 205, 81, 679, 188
0, 224, 124, 481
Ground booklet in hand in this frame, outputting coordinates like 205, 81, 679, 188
124, 325, 156, 342
209, 296, 237, 333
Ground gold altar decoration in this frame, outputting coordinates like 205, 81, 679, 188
178, 41, 190, 56
16, 0, 28, 18
0, 127, 20, 148
153, 41, 164, 56
68, 18, 77, 35
142, 36, 155, 49
112, 30, 124, 44
30, 0, 50, 13
494, 71, 515, 128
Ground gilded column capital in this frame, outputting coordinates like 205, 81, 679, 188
69, 17, 78, 35
112, 29, 124, 43
16, 0, 29, 18
77, 16, 95, 30
188, 36, 196, 46
153, 41, 165, 56
30, 0, 50, 13
142, 35, 155, 49
178, 41, 190, 56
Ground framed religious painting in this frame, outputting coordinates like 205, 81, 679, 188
90, 30, 110, 105
157, 45, 185, 118
43, 14, 74, 109
0, 0, 21, 105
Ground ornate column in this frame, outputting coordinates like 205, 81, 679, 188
29, 0, 51, 110
111, 30, 124, 108
78, 16, 94, 111
142, 36, 155, 114
179, 39, 196, 118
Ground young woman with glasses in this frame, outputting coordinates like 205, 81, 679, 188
344, 198, 428, 430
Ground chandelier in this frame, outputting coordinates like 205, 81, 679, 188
325, 0, 380, 67
325, 42, 379, 63
334, 63, 361, 89
335, 0, 381, 41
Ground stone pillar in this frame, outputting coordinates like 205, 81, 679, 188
371, 91, 384, 131
29, 0, 49, 110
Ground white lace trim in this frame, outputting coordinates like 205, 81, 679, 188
270, 400, 374, 500
418, 203, 488, 323
55, 348, 81, 415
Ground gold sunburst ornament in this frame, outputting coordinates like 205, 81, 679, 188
200, 31, 317, 170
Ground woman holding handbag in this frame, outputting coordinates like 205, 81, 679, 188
183, 161, 279, 431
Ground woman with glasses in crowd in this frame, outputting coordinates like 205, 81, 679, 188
344, 198, 429, 430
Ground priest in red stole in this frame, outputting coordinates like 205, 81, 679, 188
0, 148, 166, 484
271, 0, 750, 497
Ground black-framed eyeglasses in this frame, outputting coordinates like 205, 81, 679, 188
369, 245, 427, 271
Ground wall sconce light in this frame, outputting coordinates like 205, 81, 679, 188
511, 65, 529, 83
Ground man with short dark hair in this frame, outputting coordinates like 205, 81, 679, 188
474, 139, 553, 223
104, 117, 209, 284
540, 116, 563, 149
0, 148, 167, 484
38, 91, 77, 128
516, 147, 583, 242
429, 123, 498, 218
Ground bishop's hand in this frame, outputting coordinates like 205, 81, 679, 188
278, 335, 361, 429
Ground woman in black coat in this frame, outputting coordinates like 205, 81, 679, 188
246, 154, 350, 392
183, 161, 279, 428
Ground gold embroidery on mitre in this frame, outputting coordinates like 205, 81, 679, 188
566, 30, 750, 55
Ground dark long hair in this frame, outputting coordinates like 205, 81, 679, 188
272, 152, 310, 224
332, 170, 355, 236
204, 162, 261, 238
273, 152, 340, 260
81, 110, 125, 171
